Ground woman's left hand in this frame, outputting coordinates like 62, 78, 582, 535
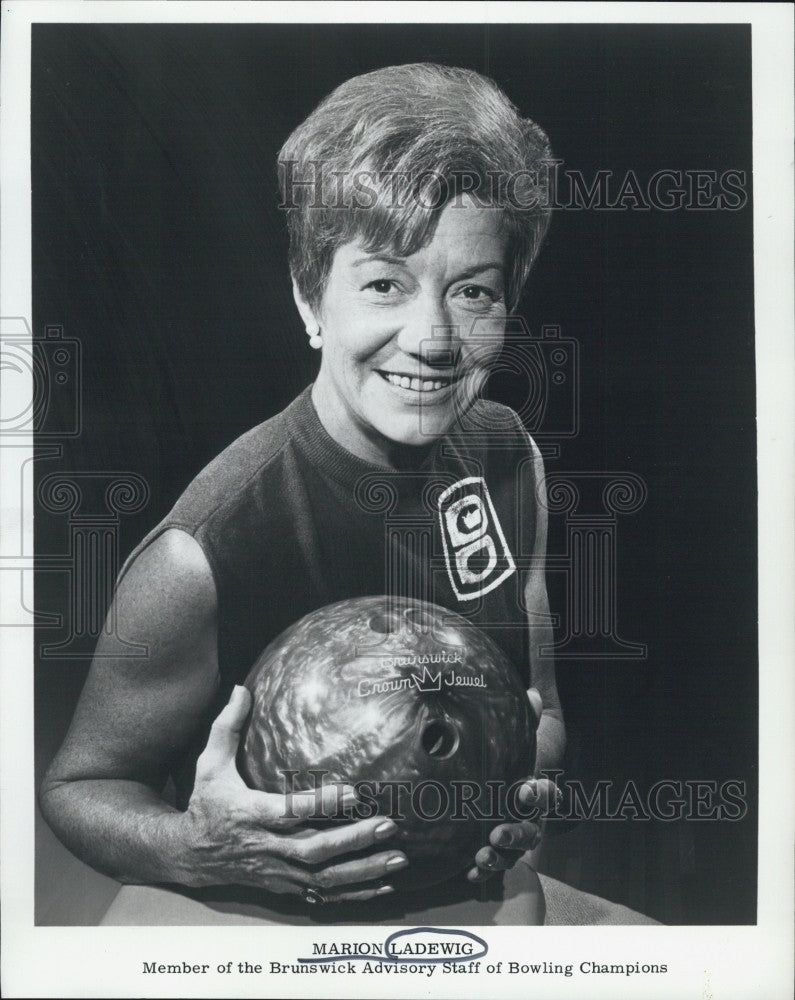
467, 687, 559, 883
465, 776, 559, 882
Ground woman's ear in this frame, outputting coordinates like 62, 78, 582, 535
292, 278, 319, 335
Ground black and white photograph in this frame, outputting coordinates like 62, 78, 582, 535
1, 3, 792, 998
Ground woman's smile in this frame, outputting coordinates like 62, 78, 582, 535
376, 370, 455, 393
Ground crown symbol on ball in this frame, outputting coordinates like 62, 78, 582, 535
411, 667, 443, 692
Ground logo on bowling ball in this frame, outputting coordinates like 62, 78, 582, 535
409, 666, 442, 693
239, 596, 535, 892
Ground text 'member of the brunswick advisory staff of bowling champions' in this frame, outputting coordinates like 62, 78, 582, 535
39, 63, 659, 926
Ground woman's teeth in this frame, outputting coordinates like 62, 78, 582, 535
382, 372, 450, 392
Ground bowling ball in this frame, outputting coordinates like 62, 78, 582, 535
239, 596, 535, 891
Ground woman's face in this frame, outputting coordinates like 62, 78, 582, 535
301, 195, 509, 466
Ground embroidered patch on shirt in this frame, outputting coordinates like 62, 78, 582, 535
438, 476, 516, 600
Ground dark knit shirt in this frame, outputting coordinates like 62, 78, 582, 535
124, 385, 541, 704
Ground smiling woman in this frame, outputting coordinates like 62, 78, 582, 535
38, 61, 657, 926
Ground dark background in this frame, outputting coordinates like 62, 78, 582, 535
33, 23, 757, 925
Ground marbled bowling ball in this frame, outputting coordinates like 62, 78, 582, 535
239, 596, 535, 890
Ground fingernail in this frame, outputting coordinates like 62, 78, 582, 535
520, 780, 539, 804
386, 855, 407, 869
374, 820, 397, 839
495, 830, 511, 847
377, 884, 394, 894
483, 852, 495, 868
231, 685, 246, 703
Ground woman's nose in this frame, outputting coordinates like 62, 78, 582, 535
395, 294, 460, 365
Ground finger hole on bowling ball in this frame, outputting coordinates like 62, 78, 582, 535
369, 611, 401, 634
420, 719, 460, 760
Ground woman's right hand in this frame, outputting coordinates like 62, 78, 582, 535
180, 685, 408, 902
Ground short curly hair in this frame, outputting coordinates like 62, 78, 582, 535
278, 63, 552, 311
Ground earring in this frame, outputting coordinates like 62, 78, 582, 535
307, 325, 322, 350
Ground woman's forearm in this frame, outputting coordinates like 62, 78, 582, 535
38, 778, 198, 887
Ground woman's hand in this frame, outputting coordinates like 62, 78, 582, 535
466, 687, 560, 883
465, 777, 559, 883
180, 686, 408, 902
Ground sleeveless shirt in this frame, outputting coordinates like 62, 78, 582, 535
123, 384, 541, 694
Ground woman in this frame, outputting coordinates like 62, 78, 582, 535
40, 63, 653, 925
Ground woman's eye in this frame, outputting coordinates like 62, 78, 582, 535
460, 284, 496, 302
367, 279, 396, 294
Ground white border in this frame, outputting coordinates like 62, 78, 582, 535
2, 3, 792, 998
